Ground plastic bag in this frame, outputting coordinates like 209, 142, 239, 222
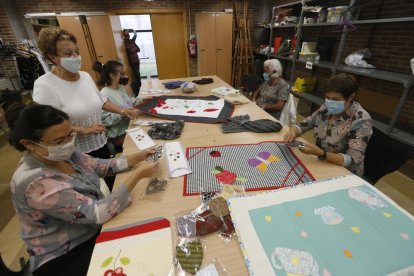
141, 178, 169, 201
292, 77, 316, 93
170, 237, 206, 275
345, 48, 375, 68
195, 259, 229, 276
173, 206, 223, 238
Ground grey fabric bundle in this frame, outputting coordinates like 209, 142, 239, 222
221, 115, 283, 133
148, 120, 185, 140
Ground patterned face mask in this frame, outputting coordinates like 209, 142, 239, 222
263, 73, 270, 81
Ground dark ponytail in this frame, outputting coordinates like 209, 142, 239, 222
6, 103, 69, 151
92, 60, 123, 86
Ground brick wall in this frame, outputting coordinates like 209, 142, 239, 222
263, 0, 414, 131
0, 3, 18, 77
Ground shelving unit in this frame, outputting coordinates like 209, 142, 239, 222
261, 0, 414, 146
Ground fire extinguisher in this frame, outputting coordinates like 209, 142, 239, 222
187, 34, 197, 58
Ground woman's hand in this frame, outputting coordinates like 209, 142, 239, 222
298, 143, 324, 157
82, 124, 106, 135
284, 127, 300, 143
123, 108, 138, 120
135, 161, 159, 178
126, 148, 156, 167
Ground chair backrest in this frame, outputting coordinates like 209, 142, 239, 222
241, 74, 259, 93
364, 127, 414, 184
0, 254, 24, 276
279, 93, 297, 126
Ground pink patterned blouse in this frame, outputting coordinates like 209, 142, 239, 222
10, 150, 131, 272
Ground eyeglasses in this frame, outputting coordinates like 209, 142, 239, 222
39, 131, 77, 146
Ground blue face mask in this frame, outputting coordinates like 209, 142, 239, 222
263, 73, 270, 81
325, 99, 346, 115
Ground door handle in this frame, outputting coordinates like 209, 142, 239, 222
200, 49, 206, 51
216, 49, 222, 50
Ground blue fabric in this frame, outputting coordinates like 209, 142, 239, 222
162, 81, 185, 89
248, 185, 414, 275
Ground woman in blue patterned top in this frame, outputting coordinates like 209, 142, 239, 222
6, 103, 158, 275
284, 73, 372, 176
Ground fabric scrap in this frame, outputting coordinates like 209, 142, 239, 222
162, 81, 185, 89
221, 114, 283, 133
147, 120, 185, 140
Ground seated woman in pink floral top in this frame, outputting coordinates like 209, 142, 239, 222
284, 73, 372, 176
6, 104, 159, 275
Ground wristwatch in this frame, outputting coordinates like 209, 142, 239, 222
318, 149, 327, 160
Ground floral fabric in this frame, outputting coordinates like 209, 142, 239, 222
10, 149, 131, 272
295, 101, 372, 176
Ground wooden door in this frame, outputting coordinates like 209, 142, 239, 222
215, 13, 233, 83
57, 16, 97, 80
196, 13, 217, 77
86, 15, 118, 65
151, 13, 188, 79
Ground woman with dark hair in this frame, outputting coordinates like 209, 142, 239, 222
33, 27, 139, 188
284, 73, 372, 176
6, 103, 158, 275
93, 60, 142, 151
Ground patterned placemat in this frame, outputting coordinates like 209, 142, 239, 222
184, 141, 314, 196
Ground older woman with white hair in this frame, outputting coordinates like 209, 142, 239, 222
252, 59, 289, 119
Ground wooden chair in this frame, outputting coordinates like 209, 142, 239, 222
364, 127, 414, 184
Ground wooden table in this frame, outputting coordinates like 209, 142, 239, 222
100, 76, 349, 275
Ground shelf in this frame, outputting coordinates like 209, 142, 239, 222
253, 51, 294, 61
336, 65, 414, 85
292, 91, 324, 105
301, 22, 341, 27
295, 59, 335, 70
373, 120, 414, 147
273, 0, 303, 9
353, 17, 414, 25
294, 59, 414, 86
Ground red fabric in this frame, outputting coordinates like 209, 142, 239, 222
95, 219, 170, 243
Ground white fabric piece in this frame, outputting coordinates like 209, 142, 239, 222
33, 71, 107, 153
125, 127, 156, 150
165, 141, 192, 178
279, 93, 297, 126
87, 223, 172, 276
211, 86, 240, 96
154, 98, 225, 118
139, 88, 171, 95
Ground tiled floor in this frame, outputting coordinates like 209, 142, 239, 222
1, 116, 413, 272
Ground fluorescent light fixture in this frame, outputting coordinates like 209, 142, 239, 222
25, 11, 106, 18
25, 13, 56, 18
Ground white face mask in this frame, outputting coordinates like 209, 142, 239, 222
60, 56, 82, 73
32, 134, 76, 162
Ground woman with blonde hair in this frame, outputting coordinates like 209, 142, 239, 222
33, 27, 138, 189
252, 59, 289, 119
